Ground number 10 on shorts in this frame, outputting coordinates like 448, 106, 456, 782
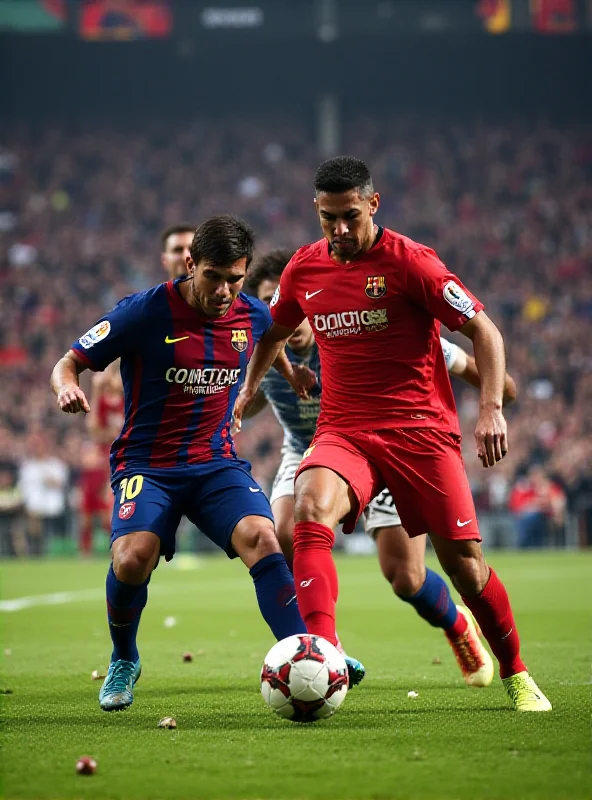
119, 475, 144, 505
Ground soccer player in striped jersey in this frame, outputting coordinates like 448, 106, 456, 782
245, 249, 517, 686
51, 216, 308, 712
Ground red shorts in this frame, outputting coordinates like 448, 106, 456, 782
296, 428, 480, 541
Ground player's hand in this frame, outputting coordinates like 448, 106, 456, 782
231, 386, 255, 435
56, 384, 90, 414
474, 405, 508, 468
288, 364, 317, 400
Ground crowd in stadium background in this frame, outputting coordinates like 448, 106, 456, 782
0, 113, 589, 555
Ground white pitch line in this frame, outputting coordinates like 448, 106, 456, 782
0, 588, 104, 613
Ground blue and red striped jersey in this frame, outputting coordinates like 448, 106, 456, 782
71, 278, 272, 476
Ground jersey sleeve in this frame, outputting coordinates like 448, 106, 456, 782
270, 255, 306, 330
248, 297, 273, 343
70, 295, 143, 371
439, 337, 460, 372
404, 248, 484, 331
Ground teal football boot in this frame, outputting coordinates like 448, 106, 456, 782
99, 658, 142, 711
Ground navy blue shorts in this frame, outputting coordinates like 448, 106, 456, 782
110, 460, 273, 561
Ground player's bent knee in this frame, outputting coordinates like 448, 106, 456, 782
112, 531, 160, 583
231, 516, 281, 568
444, 553, 488, 597
294, 490, 335, 526
392, 568, 426, 598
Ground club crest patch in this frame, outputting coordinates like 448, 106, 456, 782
118, 502, 136, 520
443, 281, 475, 315
365, 276, 387, 299
231, 329, 248, 352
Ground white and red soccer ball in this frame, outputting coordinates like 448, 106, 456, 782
261, 634, 349, 723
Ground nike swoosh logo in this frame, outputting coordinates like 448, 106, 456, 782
500, 627, 513, 641
300, 578, 315, 587
285, 594, 297, 606
305, 289, 323, 300
165, 335, 189, 344
249, 487, 261, 493
457, 518, 473, 527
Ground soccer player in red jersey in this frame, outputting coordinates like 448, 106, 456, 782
234, 157, 551, 712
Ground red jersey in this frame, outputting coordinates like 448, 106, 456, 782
271, 227, 484, 436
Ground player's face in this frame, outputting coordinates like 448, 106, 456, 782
315, 189, 379, 262
257, 279, 314, 352
161, 232, 194, 280
189, 257, 248, 318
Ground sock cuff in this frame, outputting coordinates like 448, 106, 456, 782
476, 566, 496, 600
249, 551, 286, 579
293, 521, 335, 552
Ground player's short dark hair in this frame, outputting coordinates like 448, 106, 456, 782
314, 156, 374, 197
244, 248, 295, 295
190, 215, 255, 269
161, 223, 195, 250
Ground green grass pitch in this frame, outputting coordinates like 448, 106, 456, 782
1, 551, 590, 799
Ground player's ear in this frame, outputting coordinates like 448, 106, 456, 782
369, 193, 380, 216
186, 255, 194, 276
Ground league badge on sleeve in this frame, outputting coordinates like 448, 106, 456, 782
231, 329, 249, 353
79, 320, 111, 349
443, 281, 475, 317
365, 276, 387, 299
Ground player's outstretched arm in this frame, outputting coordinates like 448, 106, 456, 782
450, 347, 517, 405
50, 350, 90, 414
458, 312, 508, 468
233, 322, 295, 432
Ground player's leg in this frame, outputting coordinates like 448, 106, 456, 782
368, 499, 490, 684
271, 496, 295, 565
269, 449, 303, 568
377, 429, 550, 710
292, 433, 380, 647
230, 514, 307, 639
429, 534, 550, 710
271, 460, 348, 655
101, 473, 181, 711
184, 464, 306, 641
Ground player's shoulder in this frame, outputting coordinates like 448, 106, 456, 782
111, 282, 169, 316
381, 227, 439, 265
236, 292, 270, 318
288, 239, 327, 269
234, 293, 272, 333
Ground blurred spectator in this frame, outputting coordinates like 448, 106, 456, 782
76, 441, 111, 556
18, 433, 69, 555
0, 465, 26, 557
508, 465, 567, 548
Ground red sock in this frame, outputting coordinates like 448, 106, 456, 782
293, 521, 338, 646
445, 610, 469, 641
80, 520, 93, 555
462, 568, 527, 679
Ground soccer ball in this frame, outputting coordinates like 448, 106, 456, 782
260, 634, 349, 723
